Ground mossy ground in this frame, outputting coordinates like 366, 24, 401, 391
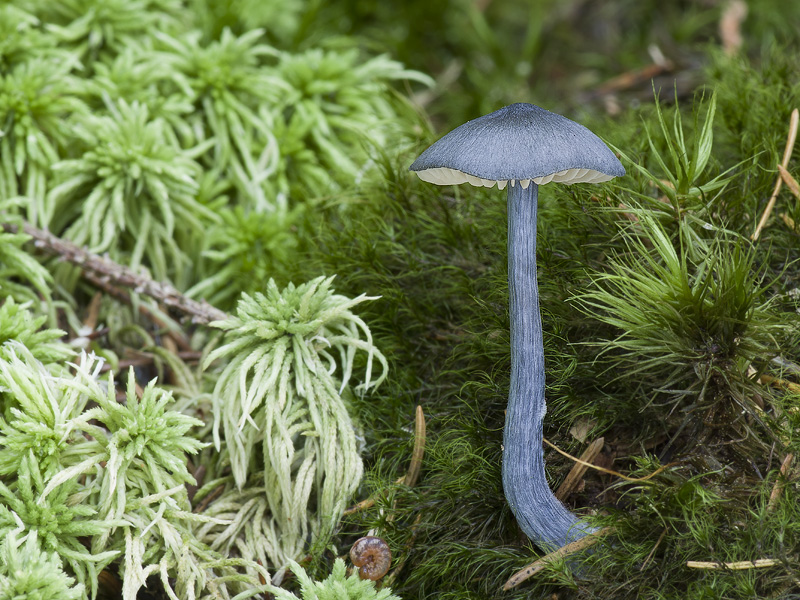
300, 28, 800, 600
2, 1, 800, 599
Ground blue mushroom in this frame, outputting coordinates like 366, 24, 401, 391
410, 103, 624, 550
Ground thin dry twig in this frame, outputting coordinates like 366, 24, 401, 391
2, 220, 228, 324
555, 437, 604, 500
404, 405, 427, 487
543, 438, 675, 482
85, 292, 102, 330
502, 527, 614, 591
595, 62, 674, 97
342, 475, 408, 516
640, 527, 668, 571
760, 373, 800, 394
779, 164, 800, 199
192, 483, 225, 514
767, 453, 795, 512
687, 558, 782, 570
383, 512, 423, 587
410, 59, 464, 109
594, 45, 673, 99
752, 108, 800, 240
719, 0, 748, 56
344, 406, 427, 516
82, 270, 192, 351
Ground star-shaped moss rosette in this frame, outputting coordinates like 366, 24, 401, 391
0, 298, 72, 366
0, 57, 85, 221
0, 530, 85, 600
0, 350, 87, 479
267, 558, 401, 600
46, 99, 218, 282
0, 226, 54, 303
0, 453, 120, 599
76, 367, 206, 531
204, 276, 387, 566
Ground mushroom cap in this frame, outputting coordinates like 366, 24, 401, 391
410, 103, 625, 189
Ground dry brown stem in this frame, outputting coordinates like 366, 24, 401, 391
82, 270, 193, 351
778, 164, 800, 199
192, 483, 225, 513
752, 108, 799, 240
640, 527, 668, 571
767, 453, 795, 512
502, 527, 614, 591
404, 405, 427, 487
687, 558, 781, 570
719, 0, 748, 55
555, 437, 604, 500
2, 220, 228, 324
345, 406, 427, 516
760, 373, 800, 394
595, 62, 674, 96
543, 438, 675, 482
781, 213, 798, 231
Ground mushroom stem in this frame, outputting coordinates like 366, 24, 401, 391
503, 182, 594, 550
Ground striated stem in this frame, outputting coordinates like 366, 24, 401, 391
501, 182, 593, 550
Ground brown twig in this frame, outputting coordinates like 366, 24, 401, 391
687, 558, 782, 570
502, 527, 614, 591
767, 453, 795, 512
186, 465, 206, 505
760, 373, 800, 394
555, 437, 604, 500
752, 108, 800, 240
543, 438, 675, 482
99, 350, 203, 374
719, 0, 748, 56
410, 59, 464, 109
2, 221, 228, 324
779, 164, 800, 199
345, 406, 427, 516
192, 483, 225, 513
640, 527, 668, 571
383, 513, 423, 587
83, 270, 192, 352
84, 292, 102, 330
595, 62, 674, 97
403, 405, 426, 487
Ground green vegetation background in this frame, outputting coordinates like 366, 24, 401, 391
1, 0, 800, 599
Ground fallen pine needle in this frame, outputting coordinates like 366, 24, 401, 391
543, 438, 675, 482
687, 558, 781, 570
383, 512, 423, 587
779, 164, 800, 199
344, 405, 426, 516
760, 373, 800, 394
404, 405, 426, 487
640, 527, 668, 571
555, 437, 604, 500
752, 108, 799, 240
719, 0, 748, 56
768, 453, 795, 512
503, 527, 614, 591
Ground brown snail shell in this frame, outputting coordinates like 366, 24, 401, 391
350, 536, 391, 581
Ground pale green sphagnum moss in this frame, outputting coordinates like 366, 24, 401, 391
204, 276, 387, 567
268, 559, 401, 600
0, 531, 84, 600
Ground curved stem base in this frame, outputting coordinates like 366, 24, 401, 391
501, 182, 594, 550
